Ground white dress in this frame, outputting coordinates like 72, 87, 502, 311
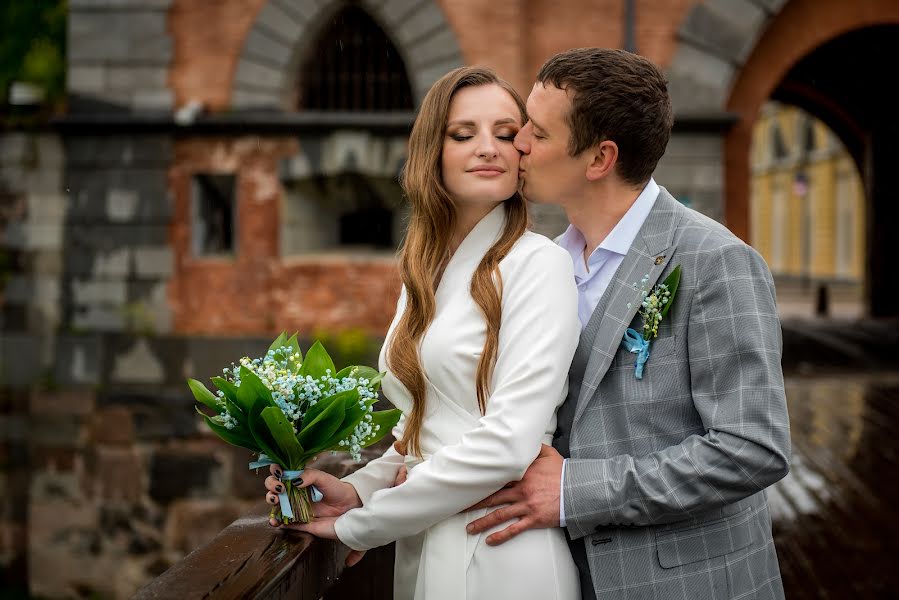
335, 204, 581, 600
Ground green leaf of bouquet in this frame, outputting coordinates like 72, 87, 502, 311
234, 366, 272, 415
369, 371, 385, 391
242, 366, 274, 403
300, 341, 336, 381
223, 398, 246, 426
200, 412, 259, 450
659, 264, 682, 319
327, 399, 368, 452
261, 406, 304, 469
298, 390, 347, 450
211, 377, 239, 403
303, 388, 358, 430
361, 409, 402, 448
188, 378, 224, 413
247, 397, 287, 468
335, 365, 354, 379
335, 365, 379, 381
267, 332, 288, 356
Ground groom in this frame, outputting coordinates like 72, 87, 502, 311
465, 48, 791, 599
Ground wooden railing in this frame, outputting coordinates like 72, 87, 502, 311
134, 512, 393, 600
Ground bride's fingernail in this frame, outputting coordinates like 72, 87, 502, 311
275, 484, 283, 493
274, 469, 282, 479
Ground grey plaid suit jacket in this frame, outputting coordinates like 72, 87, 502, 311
554, 187, 790, 600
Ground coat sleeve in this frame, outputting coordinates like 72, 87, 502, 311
334, 244, 580, 551
563, 242, 791, 540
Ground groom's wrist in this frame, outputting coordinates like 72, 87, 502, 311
559, 458, 567, 528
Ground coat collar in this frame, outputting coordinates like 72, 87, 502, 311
572, 187, 685, 421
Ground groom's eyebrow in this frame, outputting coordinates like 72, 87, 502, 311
528, 117, 547, 134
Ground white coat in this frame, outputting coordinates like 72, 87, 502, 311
335, 204, 581, 600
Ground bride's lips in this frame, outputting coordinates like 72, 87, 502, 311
468, 165, 506, 178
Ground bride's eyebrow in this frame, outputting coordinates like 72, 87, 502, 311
447, 118, 519, 127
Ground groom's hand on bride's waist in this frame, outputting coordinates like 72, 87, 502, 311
464, 444, 563, 546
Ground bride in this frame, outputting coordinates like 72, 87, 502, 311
264, 66, 580, 600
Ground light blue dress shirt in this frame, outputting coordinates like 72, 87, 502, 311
557, 178, 659, 526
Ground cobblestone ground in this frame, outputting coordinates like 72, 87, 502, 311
770, 374, 899, 598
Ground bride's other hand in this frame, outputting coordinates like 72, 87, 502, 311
392, 439, 408, 486
264, 465, 363, 527
393, 465, 408, 486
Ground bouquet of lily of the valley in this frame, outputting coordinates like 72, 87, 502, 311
188, 332, 401, 524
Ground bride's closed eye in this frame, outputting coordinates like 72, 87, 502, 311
448, 134, 517, 142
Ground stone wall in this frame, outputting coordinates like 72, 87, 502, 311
64, 135, 174, 336
68, 0, 174, 112
0, 130, 64, 594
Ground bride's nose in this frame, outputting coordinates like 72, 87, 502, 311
476, 135, 499, 159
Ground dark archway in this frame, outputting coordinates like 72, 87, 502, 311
767, 25, 899, 317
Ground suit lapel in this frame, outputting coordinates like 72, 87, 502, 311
572, 189, 684, 422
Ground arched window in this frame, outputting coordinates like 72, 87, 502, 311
771, 123, 789, 162
298, 5, 414, 111
803, 120, 817, 153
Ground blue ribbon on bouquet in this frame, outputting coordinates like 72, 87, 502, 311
620, 328, 651, 380
249, 454, 323, 520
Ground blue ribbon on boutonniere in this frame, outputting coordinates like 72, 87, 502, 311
621, 328, 651, 379
250, 454, 323, 520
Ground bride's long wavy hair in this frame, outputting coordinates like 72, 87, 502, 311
388, 67, 529, 457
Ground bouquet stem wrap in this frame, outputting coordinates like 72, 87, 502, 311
250, 454, 323, 524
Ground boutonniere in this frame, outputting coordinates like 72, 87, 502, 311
621, 265, 681, 379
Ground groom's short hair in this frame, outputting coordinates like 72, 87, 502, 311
536, 48, 673, 186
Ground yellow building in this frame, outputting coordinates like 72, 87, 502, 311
750, 102, 866, 316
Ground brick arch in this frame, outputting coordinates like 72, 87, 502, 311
230, 0, 464, 110
665, 0, 899, 240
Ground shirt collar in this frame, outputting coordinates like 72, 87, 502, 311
558, 177, 659, 263
598, 177, 659, 255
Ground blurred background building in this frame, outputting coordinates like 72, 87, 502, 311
2, 0, 899, 598
751, 102, 866, 318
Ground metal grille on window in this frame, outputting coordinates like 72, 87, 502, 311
192, 174, 236, 256
298, 4, 414, 111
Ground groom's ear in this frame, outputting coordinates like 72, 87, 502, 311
585, 140, 618, 182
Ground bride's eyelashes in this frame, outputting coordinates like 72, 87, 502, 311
447, 133, 518, 142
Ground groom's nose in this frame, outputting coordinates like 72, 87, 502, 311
514, 124, 531, 154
